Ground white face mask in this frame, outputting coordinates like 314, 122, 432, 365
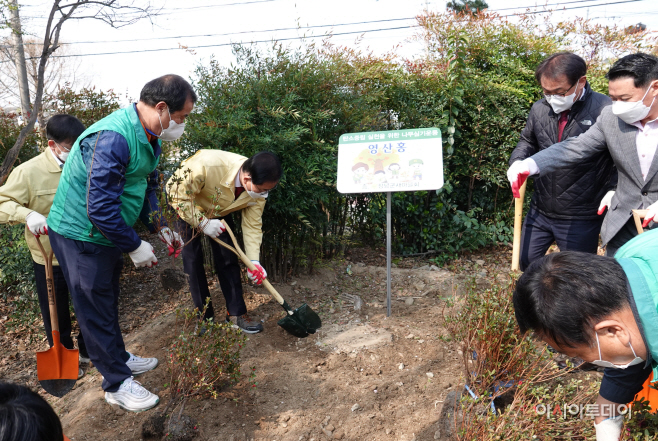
545, 88, 578, 114
158, 107, 186, 141
246, 180, 268, 199
612, 81, 657, 125
590, 332, 644, 369
53, 142, 69, 163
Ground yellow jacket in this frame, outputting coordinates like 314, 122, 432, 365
0, 150, 61, 266
167, 150, 267, 261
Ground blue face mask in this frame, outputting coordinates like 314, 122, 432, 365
590, 332, 644, 369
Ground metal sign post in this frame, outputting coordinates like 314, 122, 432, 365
337, 128, 443, 317
386, 191, 392, 317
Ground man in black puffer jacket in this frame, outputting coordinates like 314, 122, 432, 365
509, 52, 616, 270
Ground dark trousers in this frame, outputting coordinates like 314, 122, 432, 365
520, 207, 603, 271
177, 214, 246, 321
605, 217, 658, 257
33, 261, 87, 358
49, 229, 131, 392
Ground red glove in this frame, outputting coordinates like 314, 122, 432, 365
643, 201, 658, 228
598, 191, 615, 215
26, 211, 48, 237
247, 261, 267, 285
507, 161, 531, 199
159, 227, 182, 258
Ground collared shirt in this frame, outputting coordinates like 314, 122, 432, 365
49, 147, 64, 168
631, 118, 658, 181
234, 170, 245, 199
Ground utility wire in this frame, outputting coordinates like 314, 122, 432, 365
0, 25, 416, 63
2, 0, 650, 60
13, 0, 652, 47
501, 0, 645, 15
16, 17, 418, 46
492, 0, 634, 12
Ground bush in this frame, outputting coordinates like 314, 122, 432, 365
0, 223, 39, 336
183, 44, 389, 279
181, 11, 658, 274
166, 306, 246, 407
45, 85, 121, 129
443, 278, 598, 440
0, 112, 41, 167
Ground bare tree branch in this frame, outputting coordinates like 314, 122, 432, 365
0, 0, 158, 184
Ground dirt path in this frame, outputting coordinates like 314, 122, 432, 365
1, 237, 512, 441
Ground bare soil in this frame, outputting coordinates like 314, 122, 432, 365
0, 237, 556, 441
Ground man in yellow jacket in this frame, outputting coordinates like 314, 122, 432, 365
168, 150, 282, 333
0, 114, 88, 366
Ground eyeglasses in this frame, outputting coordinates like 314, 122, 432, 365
247, 177, 278, 193
54, 141, 72, 152
543, 80, 579, 98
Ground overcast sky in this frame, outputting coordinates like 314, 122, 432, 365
6, 0, 658, 107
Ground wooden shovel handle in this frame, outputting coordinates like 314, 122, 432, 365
511, 181, 527, 271
209, 222, 286, 307
34, 236, 58, 332
632, 209, 649, 235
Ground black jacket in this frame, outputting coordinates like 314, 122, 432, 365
509, 83, 617, 220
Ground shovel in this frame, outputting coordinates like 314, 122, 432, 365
632, 209, 649, 235
511, 181, 527, 271
210, 221, 322, 338
34, 235, 79, 397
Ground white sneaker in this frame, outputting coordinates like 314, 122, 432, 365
105, 376, 159, 412
125, 352, 158, 375
79, 355, 91, 364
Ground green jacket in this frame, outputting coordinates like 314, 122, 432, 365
615, 228, 658, 383
48, 105, 160, 251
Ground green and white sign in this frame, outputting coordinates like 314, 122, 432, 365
337, 128, 443, 194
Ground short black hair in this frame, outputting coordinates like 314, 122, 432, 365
607, 52, 658, 88
45, 114, 85, 145
513, 252, 629, 348
241, 151, 282, 185
0, 382, 63, 441
535, 52, 587, 86
139, 74, 197, 113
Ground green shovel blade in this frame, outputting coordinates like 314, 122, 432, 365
277, 303, 322, 338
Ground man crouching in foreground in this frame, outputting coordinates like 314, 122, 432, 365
513, 229, 658, 441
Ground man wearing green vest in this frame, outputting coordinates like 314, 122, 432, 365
513, 229, 658, 441
48, 74, 196, 413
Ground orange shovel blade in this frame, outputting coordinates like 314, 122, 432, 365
36, 331, 79, 397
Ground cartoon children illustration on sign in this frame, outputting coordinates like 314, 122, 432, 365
410, 159, 423, 181
388, 163, 401, 180
352, 162, 369, 184
374, 170, 387, 184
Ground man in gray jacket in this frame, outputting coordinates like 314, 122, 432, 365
509, 52, 615, 270
508, 52, 658, 256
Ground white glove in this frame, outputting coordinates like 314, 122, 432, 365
158, 227, 183, 257
128, 241, 158, 268
201, 219, 226, 238
594, 415, 623, 441
26, 211, 48, 236
507, 159, 539, 198
247, 260, 267, 285
598, 191, 615, 215
643, 200, 658, 228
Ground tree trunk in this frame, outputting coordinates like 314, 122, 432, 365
9, 0, 31, 118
